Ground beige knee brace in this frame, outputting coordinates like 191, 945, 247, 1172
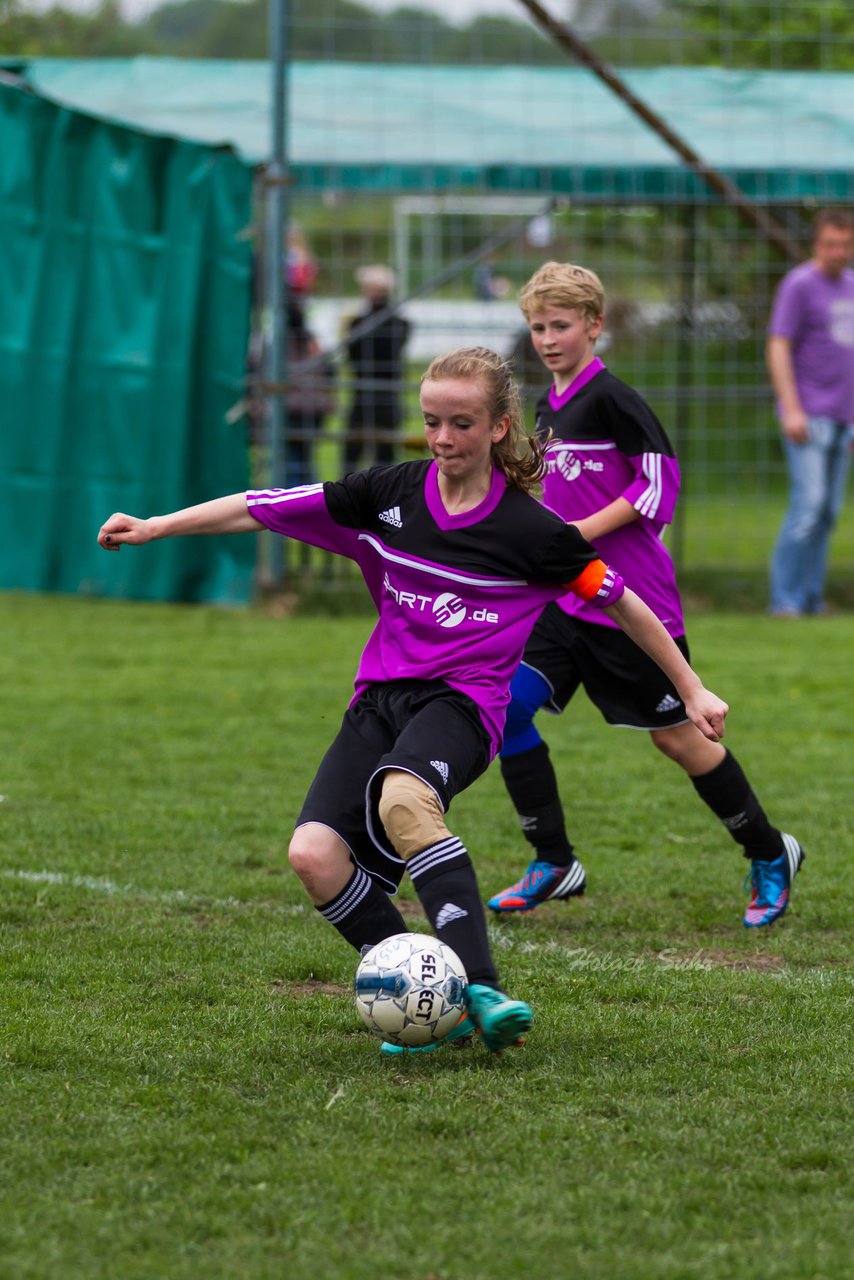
377, 770, 451, 861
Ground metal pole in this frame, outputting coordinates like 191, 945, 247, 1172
265, 0, 289, 585
672, 203, 697, 575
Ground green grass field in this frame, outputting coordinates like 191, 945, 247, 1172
1, 593, 852, 1280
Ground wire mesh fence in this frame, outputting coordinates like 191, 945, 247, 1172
252, 0, 854, 595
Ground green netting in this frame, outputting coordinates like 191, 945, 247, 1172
0, 79, 255, 604
17, 57, 854, 201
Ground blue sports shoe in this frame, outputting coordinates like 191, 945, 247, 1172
465, 984, 532, 1053
380, 1012, 474, 1056
487, 858, 586, 914
743, 834, 805, 927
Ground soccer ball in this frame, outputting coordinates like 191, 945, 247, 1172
354, 932, 468, 1047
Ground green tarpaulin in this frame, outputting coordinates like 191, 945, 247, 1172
0, 77, 255, 603
17, 58, 854, 201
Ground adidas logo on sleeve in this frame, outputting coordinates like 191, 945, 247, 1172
378, 506, 403, 528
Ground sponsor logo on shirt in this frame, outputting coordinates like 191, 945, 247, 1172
549, 448, 604, 481
432, 592, 468, 627
382, 574, 499, 627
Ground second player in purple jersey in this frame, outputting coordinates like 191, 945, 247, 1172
490, 263, 805, 929
536, 356, 684, 637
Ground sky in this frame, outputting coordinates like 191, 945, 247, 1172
20, 0, 536, 24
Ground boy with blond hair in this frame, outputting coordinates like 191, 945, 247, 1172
488, 262, 805, 927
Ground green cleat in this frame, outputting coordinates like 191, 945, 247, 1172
380, 1013, 474, 1056
465, 984, 532, 1053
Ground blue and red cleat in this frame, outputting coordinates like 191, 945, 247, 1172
743, 834, 805, 927
487, 858, 586, 914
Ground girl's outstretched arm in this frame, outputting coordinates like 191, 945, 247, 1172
98, 495, 257, 550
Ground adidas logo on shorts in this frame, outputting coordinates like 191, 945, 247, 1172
378, 506, 403, 528
656, 693, 682, 713
430, 760, 449, 783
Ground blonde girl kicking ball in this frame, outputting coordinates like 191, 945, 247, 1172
99, 347, 727, 1054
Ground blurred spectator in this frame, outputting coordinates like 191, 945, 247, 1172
344, 266, 410, 472
287, 224, 318, 297
507, 326, 544, 413
474, 256, 511, 301
285, 300, 334, 488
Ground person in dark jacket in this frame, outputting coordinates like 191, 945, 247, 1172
344, 266, 410, 472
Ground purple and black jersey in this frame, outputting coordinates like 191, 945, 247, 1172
246, 459, 624, 756
535, 359, 685, 637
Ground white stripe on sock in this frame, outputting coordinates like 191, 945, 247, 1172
408, 838, 466, 883
321, 866, 372, 924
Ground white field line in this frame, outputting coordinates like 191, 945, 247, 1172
3, 867, 851, 989
0, 867, 306, 916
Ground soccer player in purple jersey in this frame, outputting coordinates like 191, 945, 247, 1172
488, 263, 805, 928
98, 347, 727, 1055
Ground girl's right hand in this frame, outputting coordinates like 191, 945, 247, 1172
97, 513, 151, 550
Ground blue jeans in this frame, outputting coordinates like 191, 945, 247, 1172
770, 416, 852, 614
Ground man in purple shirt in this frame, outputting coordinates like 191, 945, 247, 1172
768, 209, 854, 617
488, 262, 804, 928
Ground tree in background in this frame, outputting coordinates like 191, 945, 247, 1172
0, 0, 154, 54
2, 0, 851, 69
666, 0, 854, 70
0, 0, 563, 62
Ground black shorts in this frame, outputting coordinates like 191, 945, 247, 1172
296, 679, 492, 893
522, 603, 692, 731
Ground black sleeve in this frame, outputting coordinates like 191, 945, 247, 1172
494, 492, 600, 584
530, 521, 601, 585
322, 469, 377, 528
598, 380, 676, 457
533, 388, 552, 441
322, 462, 409, 529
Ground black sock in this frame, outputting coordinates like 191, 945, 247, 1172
690, 751, 784, 861
317, 866, 407, 954
500, 741, 575, 865
407, 837, 499, 988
